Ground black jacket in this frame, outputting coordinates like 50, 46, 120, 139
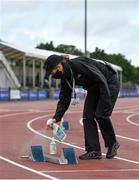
53, 57, 120, 122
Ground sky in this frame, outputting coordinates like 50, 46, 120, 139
0, 0, 139, 67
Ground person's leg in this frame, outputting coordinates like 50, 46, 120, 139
79, 92, 102, 160
96, 77, 120, 158
83, 92, 100, 151
96, 117, 116, 147
96, 112, 119, 159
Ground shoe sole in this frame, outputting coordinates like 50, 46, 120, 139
79, 156, 102, 160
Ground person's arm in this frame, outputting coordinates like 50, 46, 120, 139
53, 79, 72, 122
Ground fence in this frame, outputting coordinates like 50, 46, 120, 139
0, 88, 138, 101
120, 90, 139, 97
0, 88, 48, 101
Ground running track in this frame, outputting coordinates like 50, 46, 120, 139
0, 98, 139, 179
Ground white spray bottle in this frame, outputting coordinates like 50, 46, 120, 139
53, 123, 67, 141
49, 137, 57, 155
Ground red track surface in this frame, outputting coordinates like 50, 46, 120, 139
0, 98, 139, 179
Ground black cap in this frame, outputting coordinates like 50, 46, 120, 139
44, 55, 62, 78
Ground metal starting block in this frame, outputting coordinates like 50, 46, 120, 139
21, 146, 78, 164
44, 153, 68, 164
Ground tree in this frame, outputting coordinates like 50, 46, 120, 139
56, 44, 83, 56
36, 41, 55, 51
36, 42, 83, 56
90, 47, 108, 61
90, 47, 136, 83
107, 53, 134, 82
36, 42, 139, 84
133, 67, 139, 84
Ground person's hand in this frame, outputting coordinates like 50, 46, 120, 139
46, 118, 56, 129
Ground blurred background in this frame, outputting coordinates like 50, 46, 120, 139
0, 0, 139, 100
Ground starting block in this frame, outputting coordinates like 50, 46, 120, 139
30, 145, 45, 162
63, 147, 78, 164
21, 146, 78, 164
44, 153, 68, 164
60, 119, 70, 130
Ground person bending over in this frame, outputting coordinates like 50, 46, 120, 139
44, 54, 120, 160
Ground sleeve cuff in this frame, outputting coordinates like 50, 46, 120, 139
53, 115, 62, 122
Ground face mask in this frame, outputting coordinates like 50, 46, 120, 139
52, 70, 63, 79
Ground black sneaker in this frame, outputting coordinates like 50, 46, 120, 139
106, 141, 120, 159
79, 151, 102, 160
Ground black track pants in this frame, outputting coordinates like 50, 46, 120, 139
83, 92, 117, 152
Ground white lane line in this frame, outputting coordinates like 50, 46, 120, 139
114, 110, 136, 114
0, 105, 138, 113
115, 135, 139, 142
126, 113, 139, 127
27, 114, 139, 165
115, 106, 139, 110
0, 112, 34, 118
0, 110, 55, 118
27, 114, 84, 150
79, 118, 139, 142
0, 109, 132, 118
0, 109, 33, 112
113, 107, 139, 114
0, 109, 14, 112
0, 106, 138, 118
0, 156, 59, 180
40, 168, 139, 173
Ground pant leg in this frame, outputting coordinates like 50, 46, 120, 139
96, 75, 120, 147
97, 117, 116, 147
83, 92, 101, 152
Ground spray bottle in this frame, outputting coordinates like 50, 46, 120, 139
53, 123, 67, 141
49, 137, 57, 155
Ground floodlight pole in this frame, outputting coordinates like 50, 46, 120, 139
84, 0, 87, 56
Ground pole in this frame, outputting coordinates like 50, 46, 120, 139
84, 0, 87, 56
40, 60, 44, 88
23, 55, 26, 88
32, 59, 36, 87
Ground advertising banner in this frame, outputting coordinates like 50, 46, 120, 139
29, 90, 38, 100
21, 89, 29, 100
0, 88, 10, 100
10, 89, 20, 100
38, 90, 48, 100
53, 90, 60, 99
